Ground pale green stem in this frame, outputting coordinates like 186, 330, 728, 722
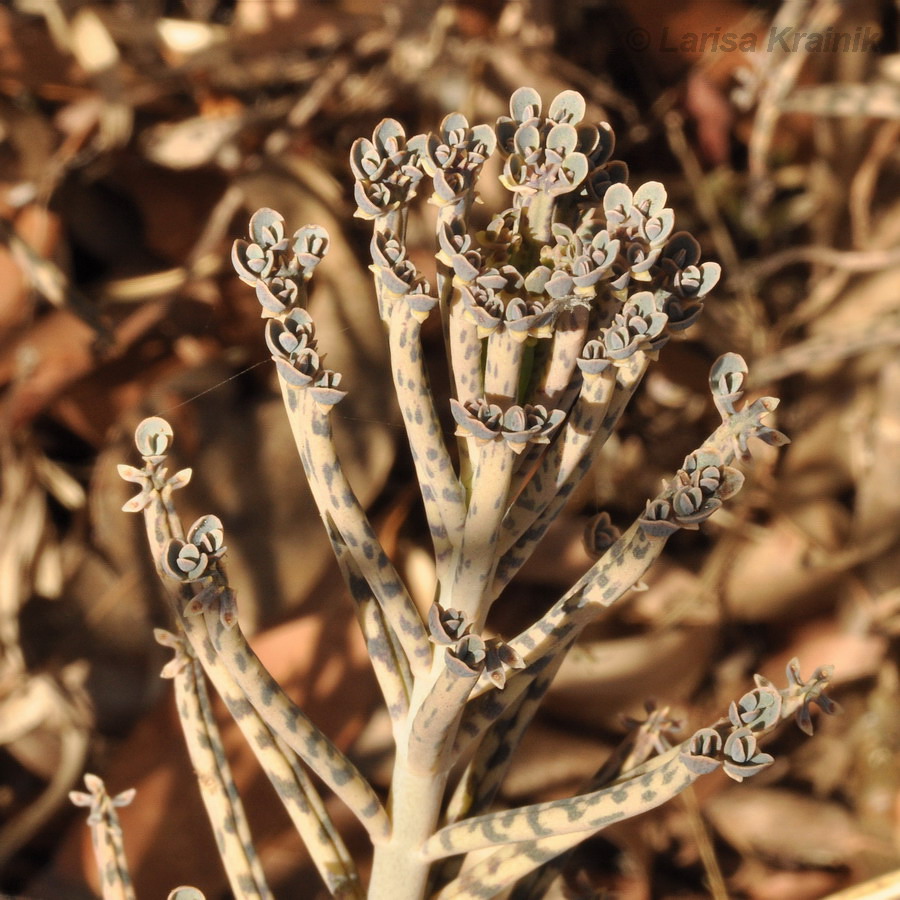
177, 612, 363, 897
450, 437, 516, 625
275, 737, 364, 900
201, 597, 390, 842
505, 522, 665, 669
388, 298, 466, 581
484, 327, 525, 404
326, 515, 412, 723
407, 649, 481, 774
279, 380, 431, 674
367, 656, 461, 900
510, 710, 673, 899
366, 765, 448, 900
371, 214, 407, 316
431, 689, 812, 895
521, 191, 556, 246
492, 354, 650, 597
425, 741, 698, 862
434, 647, 574, 898
82, 789, 135, 900
531, 305, 590, 409
139, 463, 367, 894
448, 643, 570, 823
450, 661, 538, 769
448, 285, 484, 403
504, 366, 616, 538
509, 307, 590, 484
174, 656, 274, 899
497, 389, 780, 681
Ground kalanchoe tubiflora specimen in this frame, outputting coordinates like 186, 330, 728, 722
96, 88, 833, 900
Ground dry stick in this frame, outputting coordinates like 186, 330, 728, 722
0, 692, 90, 871
388, 297, 465, 582
748, 310, 900, 387
780, 82, 900, 120
822, 868, 900, 900
785, 205, 900, 329
280, 380, 431, 676
747, 0, 842, 209
748, 244, 900, 281
661, 109, 766, 357
849, 120, 900, 248
679, 784, 730, 900
139, 480, 364, 896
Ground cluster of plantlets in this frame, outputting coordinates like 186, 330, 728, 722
74, 88, 834, 900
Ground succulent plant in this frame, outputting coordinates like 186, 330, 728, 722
89, 88, 831, 900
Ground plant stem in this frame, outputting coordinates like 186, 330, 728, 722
368, 661, 455, 900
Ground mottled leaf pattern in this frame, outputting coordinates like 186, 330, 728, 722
110, 88, 825, 900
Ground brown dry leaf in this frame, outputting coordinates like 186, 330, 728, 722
548, 626, 718, 728
706, 786, 890, 872
0, 205, 62, 336
731, 859, 851, 900
779, 395, 859, 502
760, 617, 888, 687
502, 722, 613, 803
723, 500, 851, 622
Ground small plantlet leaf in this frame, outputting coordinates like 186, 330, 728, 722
729, 682, 783, 730
583, 512, 621, 559
722, 727, 775, 781
509, 86, 542, 124
710, 352, 749, 417
167, 889, 206, 900
681, 727, 723, 774
248, 207, 286, 249
548, 89, 586, 125
135, 416, 174, 458
428, 603, 470, 645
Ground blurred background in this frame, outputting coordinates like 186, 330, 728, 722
1, 1, 899, 897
